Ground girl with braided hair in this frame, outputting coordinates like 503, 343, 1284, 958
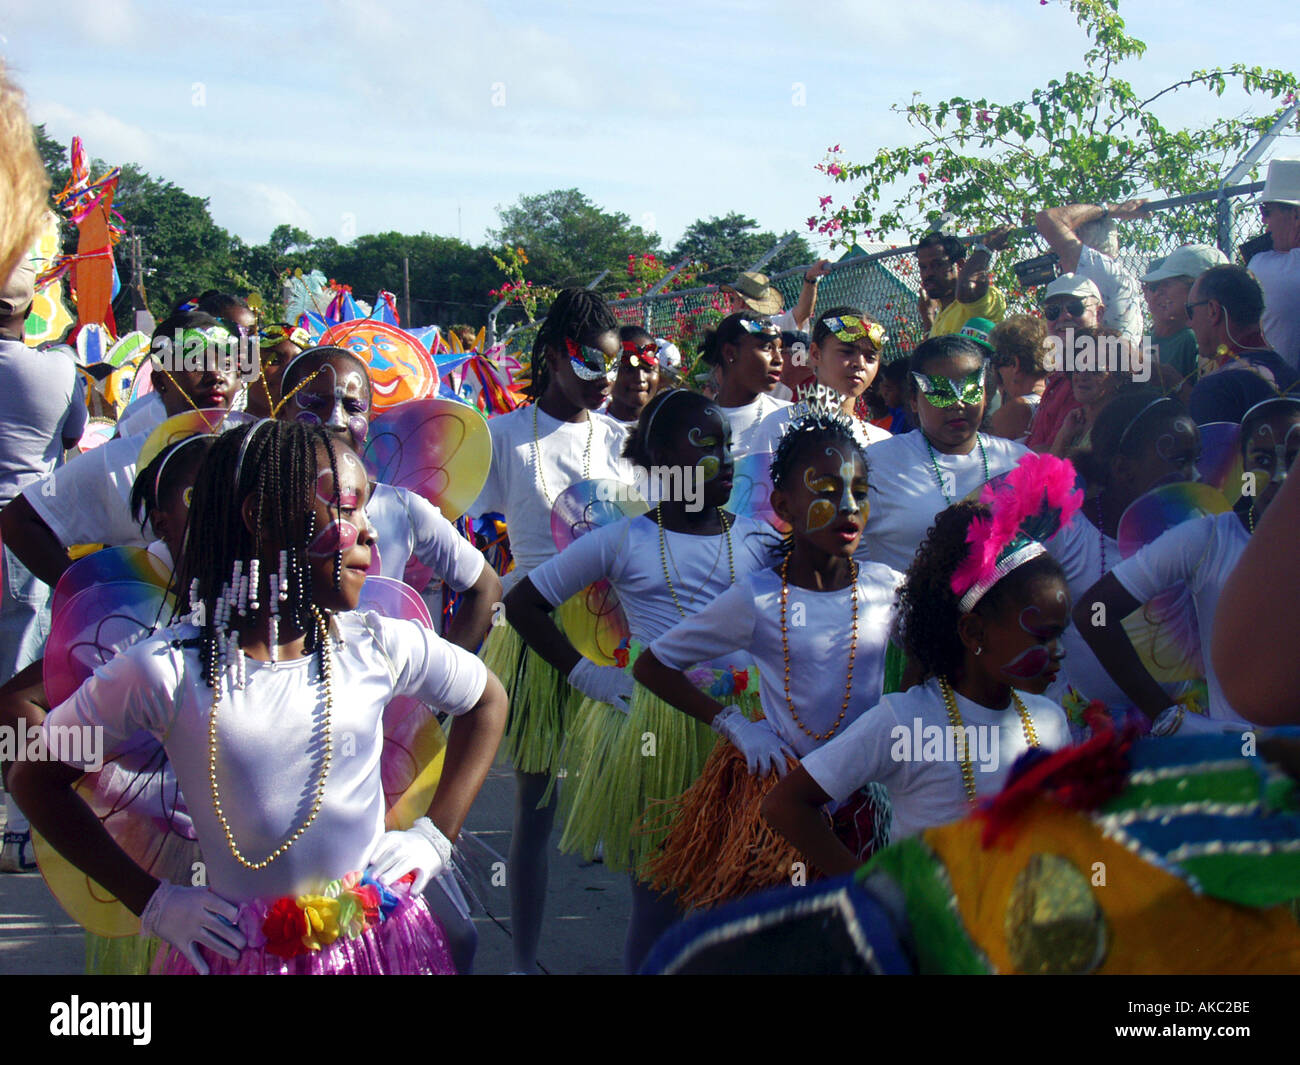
466, 287, 634, 973
505, 388, 773, 971
634, 398, 905, 911
8, 421, 507, 974
764, 454, 1076, 873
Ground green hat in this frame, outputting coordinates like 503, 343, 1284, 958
959, 317, 996, 352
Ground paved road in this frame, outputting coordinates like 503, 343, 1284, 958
0, 765, 629, 976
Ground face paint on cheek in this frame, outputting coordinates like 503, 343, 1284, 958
295, 410, 322, 427
806, 499, 836, 532
699, 455, 720, 482
349, 415, 369, 445
307, 520, 360, 558
1000, 645, 1054, 681
828, 447, 860, 515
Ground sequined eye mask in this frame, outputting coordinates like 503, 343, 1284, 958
912, 366, 985, 408
564, 337, 615, 381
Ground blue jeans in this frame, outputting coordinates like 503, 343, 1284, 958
0, 545, 51, 685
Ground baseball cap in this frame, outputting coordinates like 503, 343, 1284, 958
958, 317, 996, 352
1140, 244, 1228, 284
1042, 273, 1102, 302
0, 255, 35, 317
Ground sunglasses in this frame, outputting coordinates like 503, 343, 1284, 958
260, 324, 312, 355
822, 315, 887, 349
912, 366, 986, 408
564, 337, 615, 381
737, 318, 779, 336
1184, 299, 1212, 320
1043, 299, 1093, 321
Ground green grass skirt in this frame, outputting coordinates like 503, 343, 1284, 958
480, 603, 588, 779
557, 650, 761, 874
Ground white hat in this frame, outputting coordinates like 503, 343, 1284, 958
655, 338, 681, 371
1140, 244, 1228, 284
1261, 158, 1300, 207
1042, 273, 1102, 302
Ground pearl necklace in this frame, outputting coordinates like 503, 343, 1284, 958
938, 676, 1038, 805
208, 606, 333, 870
532, 403, 593, 507
925, 433, 989, 505
780, 556, 858, 741
656, 504, 735, 617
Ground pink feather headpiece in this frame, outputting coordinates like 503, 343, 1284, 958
949, 453, 1083, 613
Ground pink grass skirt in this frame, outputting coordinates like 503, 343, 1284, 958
151, 894, 457, 975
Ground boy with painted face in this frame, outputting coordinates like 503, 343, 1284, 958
1077, 396, 1300, 732
604, 326, 661, 426
855, 335, 1028, 572
276, 346, 502, 655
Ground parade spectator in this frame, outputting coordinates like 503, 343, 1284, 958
721, 261, 830, 334
0, 255, 87, 873
987, 314, 1050, 442
1140, 244, 1227, 385
1246, 158, 1300, 371
915, 227, 1013, 338
1036, 198, 1148, 342
1024, 274, 1106, 452
1185, 265, 1298, 424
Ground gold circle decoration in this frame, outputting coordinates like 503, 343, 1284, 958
1005, 853, 1108, 974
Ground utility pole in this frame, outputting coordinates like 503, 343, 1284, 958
403, 256, 411, 326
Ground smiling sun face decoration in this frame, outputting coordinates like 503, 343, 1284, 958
319, 320, 439, 413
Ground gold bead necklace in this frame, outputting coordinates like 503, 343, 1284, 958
779, 556, 858, 741
208, 605, 334, 870
938, 676, 1038, 805
656, 503, 735, 617
532, 403, 593, 507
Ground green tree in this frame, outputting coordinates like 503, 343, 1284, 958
487, 188, 660, 290
816, 0, 1299, 250
670, 212, 814, 284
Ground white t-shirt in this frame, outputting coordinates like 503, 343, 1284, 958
115, 392, 167, 439
43, 611, 487, 902
649, 563, 905, 758
366, 481, 484, 591
1250, 248, 1300, 370
717, 393, 791, 460
528, 513, 776, 670
752, 403, 891, 457
800, 677, 1070, 840
1044, 510, 1131, 712
469, 405, 634, 591
1076, 245, 1145, 343
855, 430, 1029, 572
25, 428, 153, 548
0, 337, 87, 507
1110, 511, 1250, 724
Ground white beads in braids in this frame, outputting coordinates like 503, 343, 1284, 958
277, 551, 290, 602
248, 558, 260, 612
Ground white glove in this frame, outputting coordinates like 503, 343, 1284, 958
711, 704, 795, 777
140, 881, 245, 975
365, 816, 453, 895
568, 657, 634, 713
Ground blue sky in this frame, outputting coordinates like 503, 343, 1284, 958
4, 0, 1298, 261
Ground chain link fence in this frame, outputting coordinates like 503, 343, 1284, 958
497, 182, 1268, 370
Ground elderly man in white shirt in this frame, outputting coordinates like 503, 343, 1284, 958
1247, 158, 1300, 372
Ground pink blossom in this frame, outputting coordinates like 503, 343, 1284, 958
922, 155, 932, 165
828, 163, 843, 177
977, 109, 991, 125
819, 195, 833, 208
831, 144, 841, 153
807, 216, 817, 230
919, 173, 929, 185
